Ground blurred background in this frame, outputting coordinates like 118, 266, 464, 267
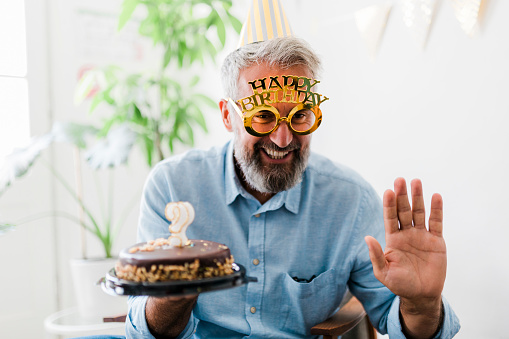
0, 0, 507, 338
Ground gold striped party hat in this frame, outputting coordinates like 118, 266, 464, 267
237, 0, 293, 48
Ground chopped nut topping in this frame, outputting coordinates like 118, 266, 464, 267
116, 256, 234, 282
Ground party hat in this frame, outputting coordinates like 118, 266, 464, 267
237, 0, 293, 48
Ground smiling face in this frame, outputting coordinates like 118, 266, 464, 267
222, 63, 313, 197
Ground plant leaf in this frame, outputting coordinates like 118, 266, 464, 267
204, 38, 217, 58
221, 1, 233, 11
215, 14, 226, 47
51, 122, 99, 149
0, 134, 53, 196
88, 92, 105, 112
131, 104, 148, 125
163, 45, 173, 68
101, 86, 116, 106
177, 41, 186, 68
183, 120, 195, 146
142, 134, 154, 167
118, 0, 139, 31
205, 8, 218, 28
0, 223, 15, 236
189, 75, 200, 87
193, 93, 217, 109
98, 115, 124, 137
227, 12, 243, 33
191, 108, 208, 132
85, 124, 137, 169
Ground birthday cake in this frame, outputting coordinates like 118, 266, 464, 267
115, 202, 234, 282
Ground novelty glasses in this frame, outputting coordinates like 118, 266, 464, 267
226, 98, 323, 137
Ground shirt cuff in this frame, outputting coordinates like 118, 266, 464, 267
125, 296, 197, 339
175, 315, 197, 339
387, 296, 461, 339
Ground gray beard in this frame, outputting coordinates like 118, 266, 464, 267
232, 134, 310, 194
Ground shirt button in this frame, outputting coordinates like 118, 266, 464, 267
254, 213, 260, 218
250, 306, 256, 314
252, 259, 260, 266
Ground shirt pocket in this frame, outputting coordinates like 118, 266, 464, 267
279, 268, 344, 336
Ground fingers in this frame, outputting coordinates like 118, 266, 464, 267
383, 189, 399, 234
386, 178, 443, 234
365, 236, 387, 282
429, 193, 443, 236
394, 178, 413, 230
411, 179, 426, 229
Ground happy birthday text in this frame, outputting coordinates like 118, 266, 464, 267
238, 75, 329, 112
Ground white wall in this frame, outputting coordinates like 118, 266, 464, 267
1, 0, 507, 338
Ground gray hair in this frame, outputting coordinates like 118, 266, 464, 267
220, 36, 322, 100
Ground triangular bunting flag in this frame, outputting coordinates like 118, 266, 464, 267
449, 0, 483, 37
355, 4, 392, 61
401, 0, 438, 49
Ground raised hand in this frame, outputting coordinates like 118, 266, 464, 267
365, 178, 445, 337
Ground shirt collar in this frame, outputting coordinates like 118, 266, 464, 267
224, 140, 301, 214
224, 140, 244, 205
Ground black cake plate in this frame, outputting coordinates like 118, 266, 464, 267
100, 263, 257, 297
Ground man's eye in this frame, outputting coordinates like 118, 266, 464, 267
253, 111, 275, 120
293, 110, 312, 119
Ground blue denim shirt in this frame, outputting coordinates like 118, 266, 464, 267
126, 141, 460, 338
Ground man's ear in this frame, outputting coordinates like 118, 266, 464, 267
219, 99, 234, 132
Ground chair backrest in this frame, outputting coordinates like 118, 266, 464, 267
310, 294, 376, 339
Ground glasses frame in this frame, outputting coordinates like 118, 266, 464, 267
226, 98, 322, 137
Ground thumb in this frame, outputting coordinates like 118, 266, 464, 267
364, 236, 387, 281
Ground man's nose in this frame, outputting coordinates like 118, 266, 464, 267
269, 120, 293, 148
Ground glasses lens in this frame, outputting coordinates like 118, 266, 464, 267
251, 110, 278, 133
290, 109, 316, 133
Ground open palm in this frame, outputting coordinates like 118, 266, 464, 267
365, 178, 446, 301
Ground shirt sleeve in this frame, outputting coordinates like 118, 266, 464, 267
125, 296, 198, 339
125, 296, 155, 338
347, 186, 460, 338
347, 185, 393, 334
385, 296, 460, 339
137, 163, 176, 242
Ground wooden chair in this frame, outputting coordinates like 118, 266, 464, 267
104, 295, 377, 339
311, 295, 377, 339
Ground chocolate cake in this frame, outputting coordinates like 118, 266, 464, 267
115, 238, 234, 282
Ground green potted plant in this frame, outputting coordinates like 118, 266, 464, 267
0, 0, 241, 319
75, 0, 242, 167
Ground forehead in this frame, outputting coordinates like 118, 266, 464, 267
237, 63, 313, 96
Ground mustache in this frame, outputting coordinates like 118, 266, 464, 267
253, 140, 301, 153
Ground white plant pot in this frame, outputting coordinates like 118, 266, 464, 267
70, 258, 127, 319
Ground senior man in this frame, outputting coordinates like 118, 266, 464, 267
125, 35, 459, 338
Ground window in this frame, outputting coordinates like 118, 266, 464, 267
0, 1, 30, 160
